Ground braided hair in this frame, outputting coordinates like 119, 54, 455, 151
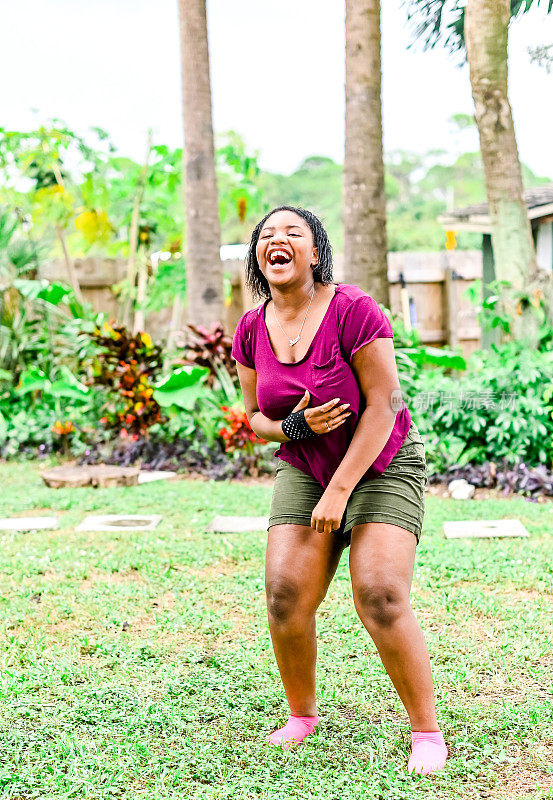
244, 205, 334, 301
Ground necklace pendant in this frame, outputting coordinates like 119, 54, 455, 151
289, 336, 300, 346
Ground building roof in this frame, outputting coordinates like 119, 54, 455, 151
438, 184, 553, 232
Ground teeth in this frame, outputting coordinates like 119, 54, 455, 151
269, 250, 290, 263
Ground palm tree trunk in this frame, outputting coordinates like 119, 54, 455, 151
344, 0, 389, 307
177, 0, 224, 330
465, 0, 553, 342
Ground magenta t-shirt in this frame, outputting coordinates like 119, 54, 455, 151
231, 282, 411, 490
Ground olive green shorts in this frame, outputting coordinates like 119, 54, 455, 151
268, 420, 428, 546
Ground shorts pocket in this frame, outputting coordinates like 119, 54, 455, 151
385, 430, 427, 477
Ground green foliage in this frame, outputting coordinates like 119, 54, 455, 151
216, 130, 267, 243
153, 366, 210, 411
386, 305, 467, 394
409, 342, 553, 472
0, 380, 108, 459
16, 365, 89, 401
0, 121, 115, 258
144, 257, 187, 313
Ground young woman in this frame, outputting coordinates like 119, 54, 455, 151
231, 205, 448, 776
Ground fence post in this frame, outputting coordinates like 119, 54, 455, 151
443, 262, 458, 349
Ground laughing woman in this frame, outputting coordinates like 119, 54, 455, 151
231, 205, 448, 776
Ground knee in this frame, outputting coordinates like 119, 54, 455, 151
265, 577, 304, 625
353, 580, 409, 628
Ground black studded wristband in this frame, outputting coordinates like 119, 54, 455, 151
281, 409, 317, 440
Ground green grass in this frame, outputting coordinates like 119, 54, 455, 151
1, 461, 552, 799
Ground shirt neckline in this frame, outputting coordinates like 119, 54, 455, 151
261, 283, 340, 366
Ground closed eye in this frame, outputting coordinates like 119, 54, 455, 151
260, 233, 300, 240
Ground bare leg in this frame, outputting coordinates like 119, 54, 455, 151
349, 522, 440, 731
265, 524, 346, 717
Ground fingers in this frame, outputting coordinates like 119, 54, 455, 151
327, 412, 352, 428
312, 519, 340, 534
328, 402, 350, 419
323, 398, 342, 410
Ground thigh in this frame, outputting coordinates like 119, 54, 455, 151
348, 522, 417, 600
266, 523, 346, 608
267, 461, 346, 605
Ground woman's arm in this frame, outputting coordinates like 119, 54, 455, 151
325, 338, 400, 494
235, 362, 291, 443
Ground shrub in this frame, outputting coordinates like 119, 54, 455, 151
86, 322, 164, 436
408, 342, 553, 472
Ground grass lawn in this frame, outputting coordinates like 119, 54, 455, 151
1, 460, 552, 800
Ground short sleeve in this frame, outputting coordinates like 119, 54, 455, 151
231, 312, 255, 369
339, 294, 393, 361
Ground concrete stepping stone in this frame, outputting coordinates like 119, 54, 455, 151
137, 471, 177, 484
207, 515, 269, 533
444, 519, 529, 539
75, 515, 162, 532
0, 516, 59, 532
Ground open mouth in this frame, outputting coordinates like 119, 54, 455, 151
268, 249, 292, 266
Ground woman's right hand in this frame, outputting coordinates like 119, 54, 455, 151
290, 390, 351, 435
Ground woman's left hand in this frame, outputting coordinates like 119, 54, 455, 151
311, 487, 350, 534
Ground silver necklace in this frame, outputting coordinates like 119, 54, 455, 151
272, 285, 316, 346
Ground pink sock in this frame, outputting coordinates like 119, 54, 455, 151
267, 714, 319, 748
408, 730, 448, 775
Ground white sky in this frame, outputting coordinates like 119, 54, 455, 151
1, 0, 552, 178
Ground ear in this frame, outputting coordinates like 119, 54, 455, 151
311, 246, 318, 266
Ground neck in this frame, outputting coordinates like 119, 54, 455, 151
270, 281, 317, 318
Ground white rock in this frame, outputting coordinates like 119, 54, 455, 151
447, 479, 476, 500
137, 471, 177, 484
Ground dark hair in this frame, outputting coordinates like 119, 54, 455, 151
244, 205, 334, 301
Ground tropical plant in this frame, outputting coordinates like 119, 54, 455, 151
217, 404, 268, 453
176, 321, 237, 387
410, 341, 553, 471
86, 322, 163, 437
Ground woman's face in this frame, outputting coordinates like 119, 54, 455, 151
256, 210, 318, 287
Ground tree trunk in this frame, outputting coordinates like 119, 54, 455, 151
133, 251, 148, 335
344, 0, 389, 307
48, 156, 83, 304
177, 0, 225, 329
124, 131, 152, 328
56, 225, 84, 304
465, 0, 553, 343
